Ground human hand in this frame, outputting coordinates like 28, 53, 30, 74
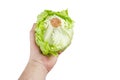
19, 23, 61, 80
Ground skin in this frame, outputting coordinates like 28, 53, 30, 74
19, 23, 60, 80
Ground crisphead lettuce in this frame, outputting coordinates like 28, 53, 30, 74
35, 9, 74, 56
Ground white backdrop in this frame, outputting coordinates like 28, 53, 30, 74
0, 0, 120, 80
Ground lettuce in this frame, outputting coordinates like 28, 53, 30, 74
35, 9, 74, 56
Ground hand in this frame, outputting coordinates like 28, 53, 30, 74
19, 23, 60, 80
29, 23, 58, 72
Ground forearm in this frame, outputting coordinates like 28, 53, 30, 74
19, 60, 48, 80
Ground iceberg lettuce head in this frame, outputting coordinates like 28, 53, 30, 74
35, 9, 74, 56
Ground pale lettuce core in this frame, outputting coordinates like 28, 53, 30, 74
35, 10, 74, 56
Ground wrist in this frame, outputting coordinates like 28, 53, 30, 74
28, 59, 48, 75
19, 59, 48, 80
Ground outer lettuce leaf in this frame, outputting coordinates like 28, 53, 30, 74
35, 9, 74, 56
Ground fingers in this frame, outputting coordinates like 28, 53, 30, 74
30, 23, 36, 47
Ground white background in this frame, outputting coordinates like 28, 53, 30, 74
0, 0, 120, 80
